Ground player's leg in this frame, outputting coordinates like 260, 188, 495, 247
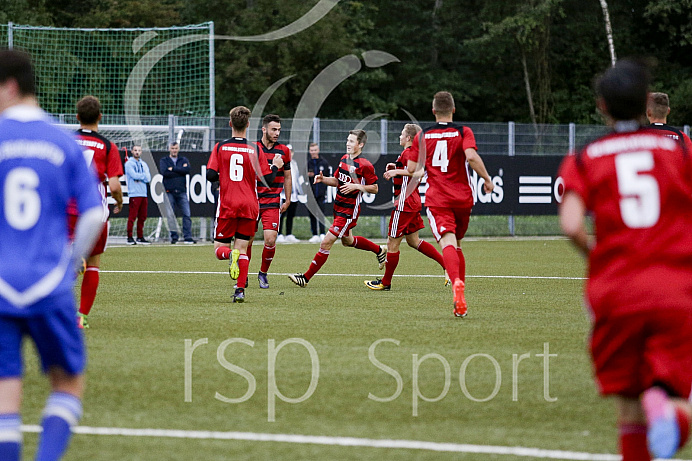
615, 396, 650, 461
31, 306, 86, 461
78, 222, 106, 329
291, 229, 337, 286
232, 237, 251, 303
0, 316, 24, 461
258, 209, 280, 288
344, 224, 386, 270
366, 234, 402, 291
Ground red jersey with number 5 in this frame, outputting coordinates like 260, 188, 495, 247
208, 137, 271, 219
559, 127, 692, 316
410, 122, 477, 209
67, 129, 123, 217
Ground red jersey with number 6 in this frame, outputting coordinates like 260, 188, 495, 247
559, 126, 692, 317
410, 122, 477, 209
208, 137, 271, 219
67, 129, 123, 217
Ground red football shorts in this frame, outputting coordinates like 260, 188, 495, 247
68, 214, 108, 256
426, 206, 471, 241
590, 308, 692, 399
258, 207, 280, 232
215, 217, 257, 242
388, 209, 424, 239
328, 215, 358, 238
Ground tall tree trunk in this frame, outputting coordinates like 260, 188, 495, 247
521, 49, 538, 128
598, 0, 617, 66
430, 0, 443, 66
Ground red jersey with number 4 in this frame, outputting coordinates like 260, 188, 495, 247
392, 146, 421, 213
256, 141, 291, 210
333, 154, 377, 220
208, 137, 271, 219
410, 122, 477, 209
559, 127, 692, 317
67, 129, 123, 216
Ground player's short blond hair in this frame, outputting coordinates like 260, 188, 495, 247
433, 91, 455, 116
403, 123, 421, 140
229, 106, 251, 131
648, 92, 670, 120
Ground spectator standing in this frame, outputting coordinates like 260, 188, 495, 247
125, 144, 151, 245
279, 145, 303, 243
159, 142, 195, 244
306, 142, 331, 243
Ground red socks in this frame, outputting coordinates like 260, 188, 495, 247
417, 240, 445, 269
352, 236, 380, 253
79, 267, 99, 316
677, 406, 690, 450
619, 424, 650, 461
237, 255, 250, 289
456, 247, 466, 282
215, 246, 231, 260
381, 252, 400, 286
442, 246, 460, 283
260, 245, 276, 273
305, 249, 329, 281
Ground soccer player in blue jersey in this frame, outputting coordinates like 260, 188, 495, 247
0, 50, 104, 461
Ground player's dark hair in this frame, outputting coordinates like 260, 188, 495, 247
262, 114, 281, 127
648, 92, 670, 120
433, 91, 455, 116
77, 95, 101, 124
596, 59, 650, 121
0, 49, 36, 96
349, 129, 367, 146
230, 106, 251, 131
403, 123, 421, 140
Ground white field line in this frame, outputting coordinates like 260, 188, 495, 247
100, 270, 585, 281
18, 425, 634, 460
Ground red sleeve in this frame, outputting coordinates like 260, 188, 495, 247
282, 145, 292, 170
106, 142, 124, 177
683, 133, 692, 154
558, 154, 587, 201
207, 144, 219, 170
362, 161, 378, 186
462, 126, 478, 151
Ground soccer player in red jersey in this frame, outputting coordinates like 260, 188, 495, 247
364, 123, 445, 291
646, 92, 692, 152
250, 114, 292, 289
207, 106, 283, 303
68, 96, 123, 329
559, 59, 692, 460
409, 91, 494, 317
288, 129, 386, 287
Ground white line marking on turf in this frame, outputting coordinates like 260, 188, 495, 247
19, 425, 642, 460
100, 270, 585, 280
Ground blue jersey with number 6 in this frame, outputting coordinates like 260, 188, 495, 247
0, 105, 102, 316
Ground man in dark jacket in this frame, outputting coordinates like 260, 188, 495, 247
159, 142, 194, 244
306, 142, 331, 243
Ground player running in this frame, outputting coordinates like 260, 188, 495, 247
559, 59, 692, 460
410, 91, 494, 317
207, 106, 282, 303
289, 129, 386, 287
364, 123, 446, 291
69, 95, 124, 329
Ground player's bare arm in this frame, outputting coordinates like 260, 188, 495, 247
281, 168, 293, 213
339, 182, 378, 194
315, 171, 338, 187
559, 191, 590, 256
465, 148, 494, 193
108, 176, 123, 214
384, 160, 418, 180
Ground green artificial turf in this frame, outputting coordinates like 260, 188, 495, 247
17, 239, 692, 460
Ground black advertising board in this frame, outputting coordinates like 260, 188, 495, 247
118, 152, 566, 217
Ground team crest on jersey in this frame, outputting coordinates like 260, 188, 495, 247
272, 223, 278, 228
334, 226, 340, 231
348, 165, 356, 173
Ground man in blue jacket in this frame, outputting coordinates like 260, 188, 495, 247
159, 142, 195, 244
125, 144, 151, 245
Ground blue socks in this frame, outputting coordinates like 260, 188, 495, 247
35, 393, 82, 461
0, 413, 21, 461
